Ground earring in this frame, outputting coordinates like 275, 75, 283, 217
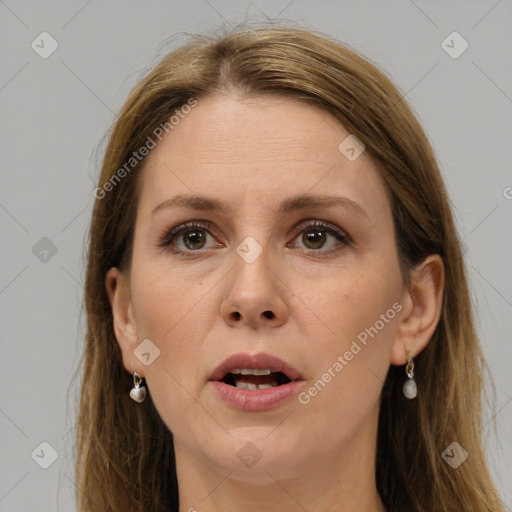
402, 353, 417, 399
129, 371, 147, 403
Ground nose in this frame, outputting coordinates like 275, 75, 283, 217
220, 248, 289, 329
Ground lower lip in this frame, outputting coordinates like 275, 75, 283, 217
209, 380, 304, 411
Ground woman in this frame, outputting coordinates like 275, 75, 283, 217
75, 25, 505, 511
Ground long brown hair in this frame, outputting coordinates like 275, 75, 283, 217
74, 24, 505, 511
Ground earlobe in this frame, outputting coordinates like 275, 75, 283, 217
105, 267, 139, 373
391, 254, 445, 365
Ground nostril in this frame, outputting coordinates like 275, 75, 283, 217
230, 311, 274, 321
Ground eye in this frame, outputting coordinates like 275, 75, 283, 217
158, 221, 222, 255
158, 219, 351, 257
289, 220, 350, 256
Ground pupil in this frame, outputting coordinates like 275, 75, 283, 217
184, 230, 205, 250
303, 230, 326, 249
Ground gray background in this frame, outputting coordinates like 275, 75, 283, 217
1, 0, 511, 510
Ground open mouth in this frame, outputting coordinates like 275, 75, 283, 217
209, 353, 304, 410
220, 369, 292, 390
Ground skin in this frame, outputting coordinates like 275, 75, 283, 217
106, 93, 444, 512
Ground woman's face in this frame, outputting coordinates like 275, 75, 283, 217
113, 94, 408, 480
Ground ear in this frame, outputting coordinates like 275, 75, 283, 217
391, 254, 445, 365
105, 267, 142, 376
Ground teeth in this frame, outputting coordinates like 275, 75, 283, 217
231, 368, 272, 376
234, 381, 277, 390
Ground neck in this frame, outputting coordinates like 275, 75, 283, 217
175, 405, 386, 512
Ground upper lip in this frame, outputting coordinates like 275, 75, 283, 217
208, 352, 304, 382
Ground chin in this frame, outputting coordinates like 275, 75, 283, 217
199, 425, 309, 480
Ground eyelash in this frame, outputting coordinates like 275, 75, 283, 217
157, 220, 351, 257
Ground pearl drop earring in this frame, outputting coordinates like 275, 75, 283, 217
402, 353, 417, 399
129, 371, 147, 403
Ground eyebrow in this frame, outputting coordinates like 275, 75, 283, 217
151, 193, 369, 219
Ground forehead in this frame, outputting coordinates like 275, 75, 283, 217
137, 94, 390, 221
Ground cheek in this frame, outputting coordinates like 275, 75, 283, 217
132, 261, 214, 342
292, 253, 402, 409
130, 260, 231, 428
294, 279, 400, 443
294, 257, 401, 351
